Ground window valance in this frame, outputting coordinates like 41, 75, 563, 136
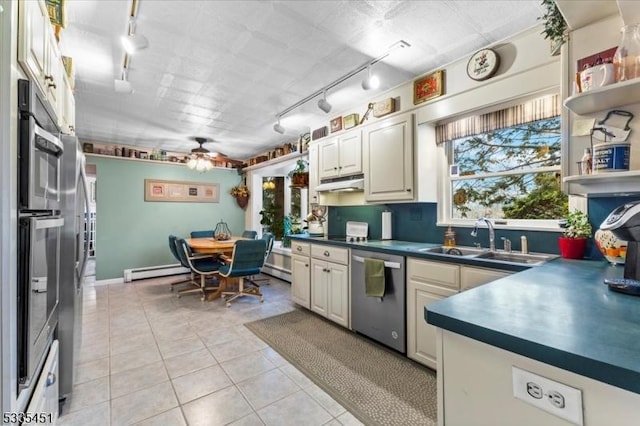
435, 94, 560, 144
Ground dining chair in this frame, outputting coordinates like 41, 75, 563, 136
219, 239, 267, 307
175, 237, 224, 301
190, 230, 214, 238
248, 232, 275, 286
241, 230, 257, 239
168, 235, 199, 292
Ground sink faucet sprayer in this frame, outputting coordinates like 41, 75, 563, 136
471, 218, 495, 252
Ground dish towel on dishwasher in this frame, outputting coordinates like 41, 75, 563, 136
364, 258, 385, 298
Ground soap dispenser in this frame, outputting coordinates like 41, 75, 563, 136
444, 225, 456, 247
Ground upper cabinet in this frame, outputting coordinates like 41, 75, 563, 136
318, 129, 362, 180
18, 0, 70, 128
363, 112, 414, 202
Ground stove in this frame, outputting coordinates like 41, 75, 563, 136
346, 221, 368, 243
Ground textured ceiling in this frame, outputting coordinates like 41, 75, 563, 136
61, 0, 545, 160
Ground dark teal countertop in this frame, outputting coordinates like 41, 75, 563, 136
426, 259, 640, 395
288, 235, 530, 272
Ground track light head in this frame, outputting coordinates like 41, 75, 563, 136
362, 65, 380, 90
317, 91, 332, 113
273, 118, 285, 134
121, 33, 149, 54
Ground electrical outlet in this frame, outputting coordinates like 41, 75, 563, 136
512, 366, 583, 425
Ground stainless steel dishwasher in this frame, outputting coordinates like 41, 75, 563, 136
350, 248, 406, 353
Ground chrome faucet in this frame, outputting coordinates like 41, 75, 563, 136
471, 218, 495, 252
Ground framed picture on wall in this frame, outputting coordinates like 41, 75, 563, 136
144, 179, 220, 203
413, 70, 445, 105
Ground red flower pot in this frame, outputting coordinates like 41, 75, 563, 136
558, 237, 587, 259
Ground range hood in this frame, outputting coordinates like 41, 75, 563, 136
315, 176, 364, 192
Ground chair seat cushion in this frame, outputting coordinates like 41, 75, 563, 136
193, 258, 223, 273
219, 265, 261, 277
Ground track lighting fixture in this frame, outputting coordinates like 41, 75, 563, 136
114, 67, 134, 94
317, 90, 332, 113
121, 18, 148, 54
273, 40, 410, 130
273, 117, 285, 134
361, 65, 380, 90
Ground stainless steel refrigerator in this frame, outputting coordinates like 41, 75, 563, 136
57, 134, 90, 402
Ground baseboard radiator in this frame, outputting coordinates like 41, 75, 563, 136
123, 263, 190, 282
261, 263, 291, 283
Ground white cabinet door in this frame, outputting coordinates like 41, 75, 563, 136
18, 0, 48, 92
327, 262, 349, 327
319, 137, 340, 180
460, 266, 511, 291
407, 284, 454, 370
291, 254, 311, 308
308, 144, 319, 205
45, 37, 62, 121
310, 259, 328, 317
364, 112, 414, 202
338, 130, 362, 177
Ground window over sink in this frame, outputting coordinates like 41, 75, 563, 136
438, 94, 566, 230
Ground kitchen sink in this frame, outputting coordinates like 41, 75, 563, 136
474, 251, 557, 265
419, 246, 488, 256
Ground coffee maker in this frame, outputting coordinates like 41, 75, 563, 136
600, 200, 640, 288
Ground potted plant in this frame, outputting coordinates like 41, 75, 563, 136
230, 184, 250, 209
287, 159, 309, 187
539, 0, 568, 55
558, 210, 592, 259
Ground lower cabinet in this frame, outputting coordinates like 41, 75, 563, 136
291, 241, 311, 308
310, 244, 350, 328
407, 258, 512, 370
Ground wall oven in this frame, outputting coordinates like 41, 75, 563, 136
18, 79, 64, 213
17, 215, 63, 390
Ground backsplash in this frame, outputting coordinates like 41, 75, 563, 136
328, 198, 640, 259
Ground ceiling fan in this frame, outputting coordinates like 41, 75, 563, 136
189, 136, 227, 158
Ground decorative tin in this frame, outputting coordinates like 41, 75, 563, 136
593, 142, 630, 173
343, 113, 359, 129
312, 126, 328, 141
373, 98, 396, 118
330, 116, 343, 133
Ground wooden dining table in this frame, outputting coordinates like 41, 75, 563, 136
186, 237, 246, 301
186, 236, 245, 255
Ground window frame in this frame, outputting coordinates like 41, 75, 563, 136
436, 102, 565, 233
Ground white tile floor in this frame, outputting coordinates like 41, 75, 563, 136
58, 272, 363, 426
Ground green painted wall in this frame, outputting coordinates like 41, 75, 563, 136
88, 157, 245, 280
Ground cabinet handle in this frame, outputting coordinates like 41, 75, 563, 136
334, 167, 338, 170
304, 264, 308, 267
46, 373, 56, 387
48, 82, 57, 89
297, 246, 302, 252
323, 250, 330, 257
339, 166, 342, 169
44, 75, 54, 81
406, 188, 412, 192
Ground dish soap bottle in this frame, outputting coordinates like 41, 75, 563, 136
444, 225, 456, 247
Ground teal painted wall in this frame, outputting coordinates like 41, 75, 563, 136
88, 157, 244, 280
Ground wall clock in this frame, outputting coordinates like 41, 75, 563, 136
466, 48, 500, 81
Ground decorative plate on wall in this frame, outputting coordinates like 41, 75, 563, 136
466, 48, 500, 81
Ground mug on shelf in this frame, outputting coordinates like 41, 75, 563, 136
580, 63, 615, 92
